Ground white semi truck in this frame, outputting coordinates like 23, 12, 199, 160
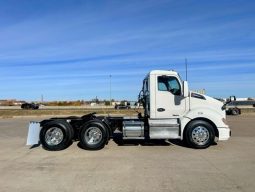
27, 70, 230, 150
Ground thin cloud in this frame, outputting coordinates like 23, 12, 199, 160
0, 0, 255, 100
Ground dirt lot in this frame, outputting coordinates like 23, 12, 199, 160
0, 115, 254, 192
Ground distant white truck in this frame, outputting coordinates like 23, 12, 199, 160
27, 70, 230, 150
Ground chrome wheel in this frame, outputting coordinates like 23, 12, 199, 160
191, 126, 209, 146
84, 127, 102, 145
45, 127, 64, 146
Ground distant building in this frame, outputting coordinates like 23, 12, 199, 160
0, 99, 25, 106
192, 89, 206, 95
90, 102, 97, 106
111, 101, 120, 106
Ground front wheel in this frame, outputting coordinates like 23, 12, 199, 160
185, 120, 215, 149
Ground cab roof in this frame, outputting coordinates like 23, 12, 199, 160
149, 70, 178, 76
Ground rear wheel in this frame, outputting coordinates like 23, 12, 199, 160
79, 121, 108, 150
40, 121, 73, 151
185, 120, 215, 149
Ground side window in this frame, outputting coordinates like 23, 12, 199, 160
158, 78, 168, 91
143, 79, 148, 92
158, 76, 181, 95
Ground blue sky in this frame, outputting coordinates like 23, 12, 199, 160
0, 0, 255, 101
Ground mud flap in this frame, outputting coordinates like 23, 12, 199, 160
26, 122, 41, 145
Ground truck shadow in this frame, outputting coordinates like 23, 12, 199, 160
112, 133, 217, 148
75, 132, 217, 150
29, 143, 41, 149
112, 139, 217, 148
113, 138, 172, 147
113, 132, 180, 147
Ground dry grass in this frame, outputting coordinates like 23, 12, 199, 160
0, 108, 143, 118
0, 108, 254, 118
240, 108, 255, 114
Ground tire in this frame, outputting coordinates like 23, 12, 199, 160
231, 108, 239, 115
79, 121, 108, 150
185, 120, 215, 149
40, 120, 73, 151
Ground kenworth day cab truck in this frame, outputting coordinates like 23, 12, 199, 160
26, 70, 230, 150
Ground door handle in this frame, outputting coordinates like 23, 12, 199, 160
157, 108, 165, 112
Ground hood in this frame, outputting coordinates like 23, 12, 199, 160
190, 92, 225, 117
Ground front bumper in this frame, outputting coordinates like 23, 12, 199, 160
218, 126, 231, 141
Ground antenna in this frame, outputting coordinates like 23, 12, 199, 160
109, 75, 112, 106
185, 58, 188, 81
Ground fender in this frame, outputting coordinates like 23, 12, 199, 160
180, 107, 227, 139
27, 119, 74, 146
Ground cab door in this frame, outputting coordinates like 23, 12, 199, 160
155, 75, 186, 118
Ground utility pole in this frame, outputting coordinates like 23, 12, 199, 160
109, 75, 112, 106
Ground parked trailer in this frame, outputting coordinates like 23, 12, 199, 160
27, 70, 231, 150
224, 96, 241, 115
225, 96, 255, 115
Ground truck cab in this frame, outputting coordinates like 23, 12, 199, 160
139, 70, 230, 146
142, 70, 187, 118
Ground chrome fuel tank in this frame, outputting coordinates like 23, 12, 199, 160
123, 121, 144, 138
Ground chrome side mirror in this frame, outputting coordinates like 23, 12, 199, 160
183, 81, 189, 97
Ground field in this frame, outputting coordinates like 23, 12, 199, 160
0, 106, 254, 118
0, 107, 143, 118
0, 114, 254, 192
